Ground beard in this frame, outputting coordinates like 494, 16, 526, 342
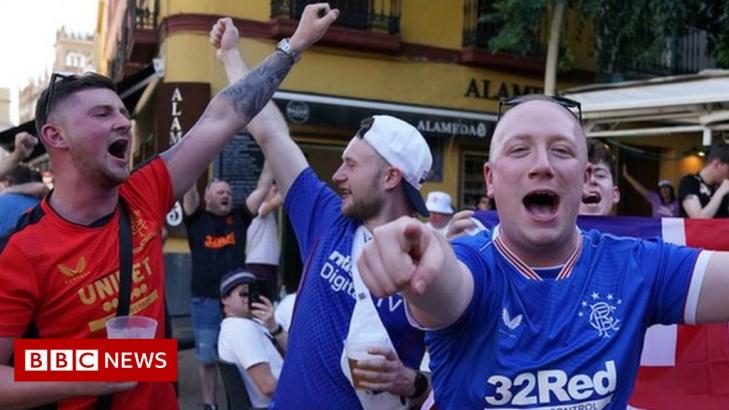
341, 176, 383, 221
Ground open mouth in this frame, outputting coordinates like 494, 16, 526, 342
523, 190, 560, 218
108, 139, 129, 160
220, 199, 230, 207
582, 192, 602, 204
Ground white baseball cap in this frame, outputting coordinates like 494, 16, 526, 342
360, 115, 433, 216
658, 179, 673, 189
425, 191, 454, 215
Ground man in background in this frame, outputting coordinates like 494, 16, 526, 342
678, 140, 729, 218
424, 191, 454, 235
182, 145, 273, 410
218, 269, 287, 408
0, 164, 47, 236
580, 139, 620, 216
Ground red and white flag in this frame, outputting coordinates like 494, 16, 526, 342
474, 212, 729, 409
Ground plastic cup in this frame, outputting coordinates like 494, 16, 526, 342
105, 315, 157, 339
344, 336, 389, 389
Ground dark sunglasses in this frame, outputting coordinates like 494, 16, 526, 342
42, 72, 79, 125
497, 94, 582, 123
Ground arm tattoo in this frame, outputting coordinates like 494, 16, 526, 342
160, 131, 190, 163
221, 51, 294, 122
161, 51, 292, 165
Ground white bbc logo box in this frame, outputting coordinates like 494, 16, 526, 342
25, 349, 99, 371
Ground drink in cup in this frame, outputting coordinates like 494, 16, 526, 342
344, 336, 389, 389
105, 315, 157, 339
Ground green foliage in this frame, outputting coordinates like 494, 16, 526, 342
480, 0, 550, 56
481, 0, 729, 73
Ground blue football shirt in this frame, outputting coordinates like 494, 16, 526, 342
271, 168, 425, 409
426, 226, 706, 409
0, 193, 39, 237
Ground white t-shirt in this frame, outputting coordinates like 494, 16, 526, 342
245, 212, 280, 265
274, 293, 296, 331
425, 221, 449, 237
218, 317, 284, 408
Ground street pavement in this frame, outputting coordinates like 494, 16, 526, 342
178, 347, 227, 410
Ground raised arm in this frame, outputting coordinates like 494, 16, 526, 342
245, 160, 274, 215
622, 165, 650, 200
0, 133, 37, 179
211, 17, 310, 199
259, 188, 282, 217
694, 251, 729, 323
357, 217, 474, 329
1, 182, 48, 198
161, 4, 338, 199
682, 179, 729, 218
182, 184, 200, 216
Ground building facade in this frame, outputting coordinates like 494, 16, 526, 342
97, 0, 594, 209
18, 28, 95, 124
92, 0, 729, 335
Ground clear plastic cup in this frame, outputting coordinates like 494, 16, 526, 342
105, 315, 157, 339
344, 336, 389, 389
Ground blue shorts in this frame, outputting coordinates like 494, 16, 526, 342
190, 297, 222, 365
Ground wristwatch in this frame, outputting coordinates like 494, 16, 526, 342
270, 324, 284, 336
276, 38, 301, 63
408, 370, 428, 399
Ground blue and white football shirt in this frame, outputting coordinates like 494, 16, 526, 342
271, 168, 425, 409
426, 226, 708, 409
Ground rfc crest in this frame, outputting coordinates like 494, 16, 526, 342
578, 291, 621, 338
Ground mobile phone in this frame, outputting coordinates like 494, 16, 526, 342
248, 279, 267, 310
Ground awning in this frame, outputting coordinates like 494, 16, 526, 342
562, 70, 729, 143
0, 64, 160, 159
272, 91, 496, 140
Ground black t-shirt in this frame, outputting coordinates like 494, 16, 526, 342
677, 174, 729, 218
185, 206, 254, 297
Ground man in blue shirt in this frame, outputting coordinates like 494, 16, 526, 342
212, 17, 431, 409
0, 164, 47, 236
358, 95, 729, 409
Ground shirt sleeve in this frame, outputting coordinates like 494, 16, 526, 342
638, 239, 703, 325
412, 233, 493, 334
0, 243, 39, 336
677, 175, 699, 204
121, 157, 175, 222
224, 320, 274, 370
238, 204, 256, 225
283, 167, 342, 258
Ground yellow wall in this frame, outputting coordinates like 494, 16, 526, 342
164, 237, 190, 253
401, 0, 464, 49
164, 0, 271, 21
163, 33, 548, 116
162, 33, 219, 82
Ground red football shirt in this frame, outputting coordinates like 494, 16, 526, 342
0, 158, 177, 410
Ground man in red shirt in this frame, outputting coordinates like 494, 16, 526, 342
0, 4, 338, 409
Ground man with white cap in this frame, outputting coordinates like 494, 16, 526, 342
424, 191, 454, 235
213, 18, 430, 409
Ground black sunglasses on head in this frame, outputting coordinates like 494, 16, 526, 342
497, 94, 582, 123
42, 72, 79, 125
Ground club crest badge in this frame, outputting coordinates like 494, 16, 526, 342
579, 292, 621, 338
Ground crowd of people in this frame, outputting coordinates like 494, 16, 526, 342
1, 2, 729, 410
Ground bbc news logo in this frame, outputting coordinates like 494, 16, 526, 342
15, 339, 177, 382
